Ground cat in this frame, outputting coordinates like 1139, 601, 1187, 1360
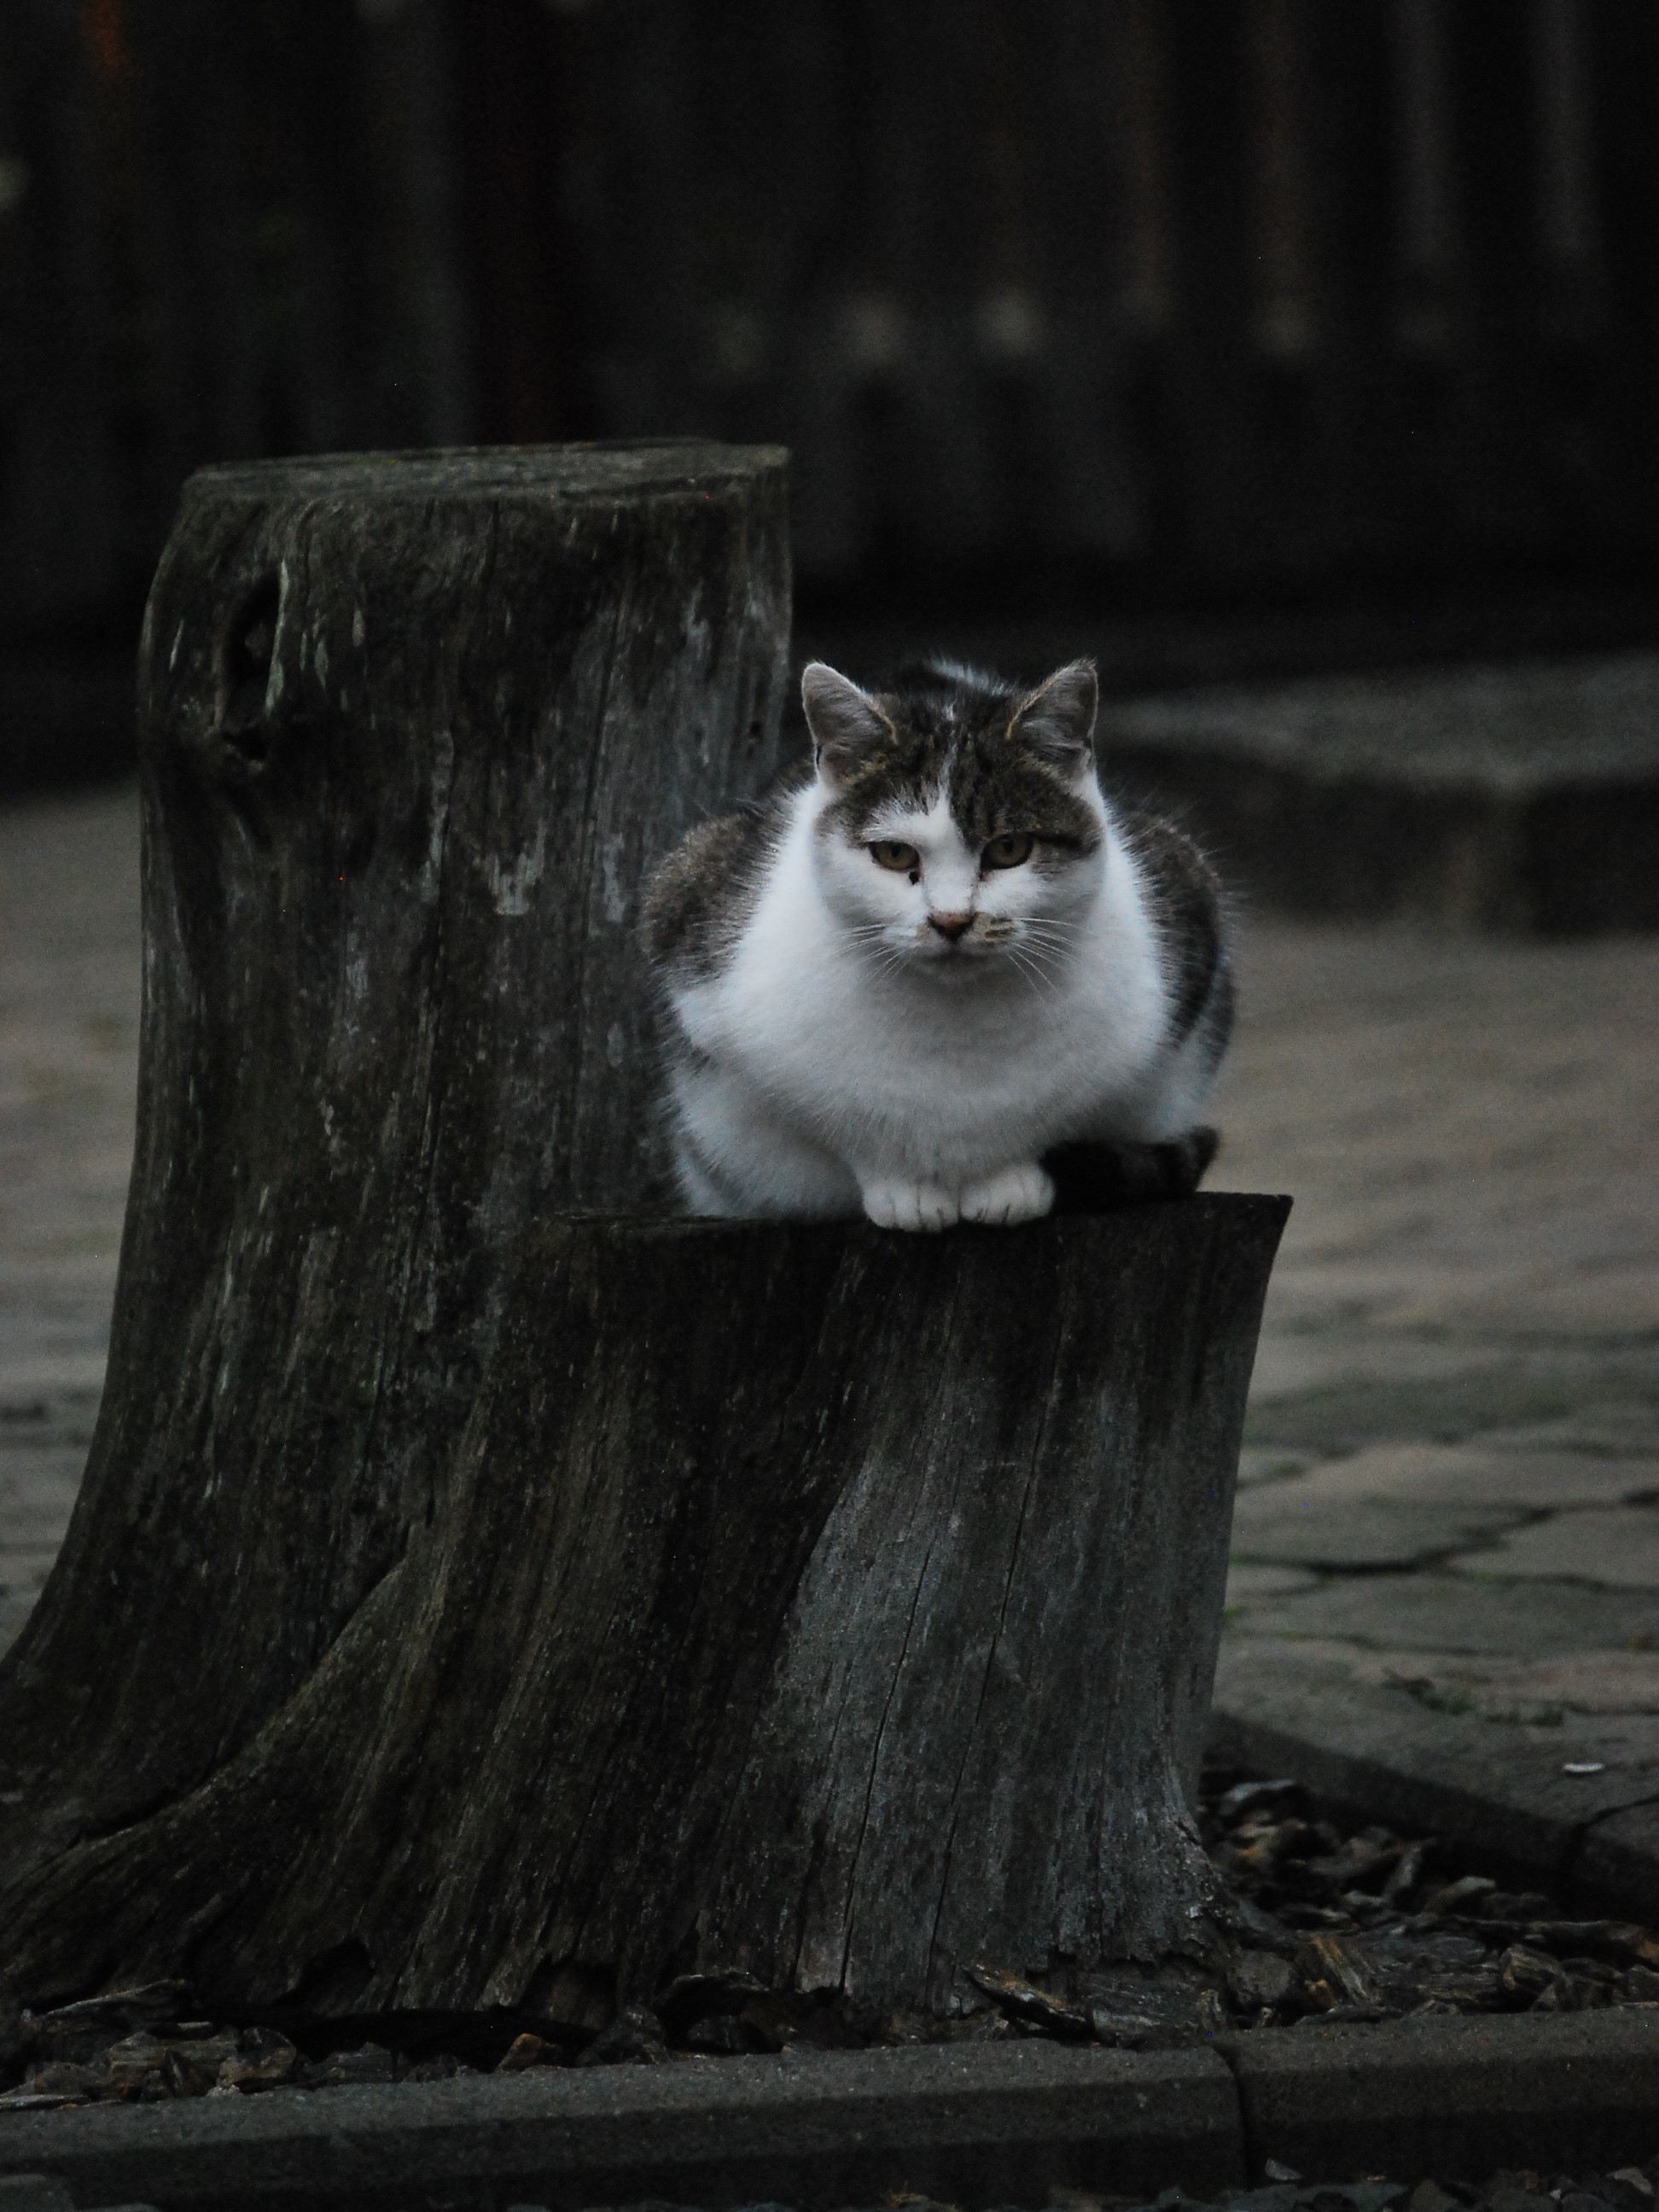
643, 655, 1232, 1231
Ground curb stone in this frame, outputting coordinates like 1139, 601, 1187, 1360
1209, 1645, 1659, 1918
0, 2042, 1243, 2212
1578, 1802, 1659, 1929
1097, 651, 1659, 932
0, 2175, 157, 2212
0, 2016, 1656, 2211
1219, 2010, 1659, 2184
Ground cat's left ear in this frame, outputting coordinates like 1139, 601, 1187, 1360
1010, 660, 1097, 778
802, 662, 892, 787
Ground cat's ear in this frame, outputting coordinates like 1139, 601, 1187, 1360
1010, 660, 1097, 777
801, 662, 891, 786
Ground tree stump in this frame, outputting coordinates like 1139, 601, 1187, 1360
0, 445, 1287, 2034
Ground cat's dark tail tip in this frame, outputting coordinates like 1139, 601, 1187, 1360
1045, 1128, 1220, 1214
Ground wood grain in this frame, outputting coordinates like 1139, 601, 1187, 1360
0, 443, 1284, 2028
0, 1206, 1283, 2020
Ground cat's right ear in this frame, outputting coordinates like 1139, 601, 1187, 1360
1009, 660, 1097, 779
801, 662, 891, 787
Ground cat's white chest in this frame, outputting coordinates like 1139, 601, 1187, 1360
672, 820, 1169, 1178
675, 862, 896, 1090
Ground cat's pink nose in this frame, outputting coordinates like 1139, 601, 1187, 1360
928, 911, 973, 940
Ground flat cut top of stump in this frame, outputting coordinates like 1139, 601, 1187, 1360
189, 440, 791, 504
1099, 651, 1659, 795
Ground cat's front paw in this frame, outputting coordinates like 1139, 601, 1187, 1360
958, 1162, 1056, 1227
860, 1178, 961, 1233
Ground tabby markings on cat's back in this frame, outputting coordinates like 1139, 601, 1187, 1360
643, 655, 1233, 1231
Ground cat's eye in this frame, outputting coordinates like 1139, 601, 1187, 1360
870, 840, 920, 872
981, 832, 1035, 870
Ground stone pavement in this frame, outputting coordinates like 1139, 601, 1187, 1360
2, 783, 1656, 1841
1204, 909, 1659, 1892
0, 785, 140, 1656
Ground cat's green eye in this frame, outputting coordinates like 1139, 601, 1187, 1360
870, 840, 920, 872
981, 831, 1035, 870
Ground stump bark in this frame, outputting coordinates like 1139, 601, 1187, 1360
0, 444, 1287, 2030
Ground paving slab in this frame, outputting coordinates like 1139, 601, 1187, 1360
1225, 1569, 1659, 1658
1239, 1364, 1659, 1459
1450, 1505, 1659, 1589
1229, 1489, 1528, 1572
1481, 1407, 1659, 1456
1236, 1635, 1659, 1722
0, 789, 137, 1660
1274, 1441, 1659, 1511
1234, 1448, 1318, 1490
1225, 1563, 1322, 1604
0, 2042, 1246, 2212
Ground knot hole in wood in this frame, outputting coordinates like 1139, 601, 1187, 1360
218, 575, 281, 765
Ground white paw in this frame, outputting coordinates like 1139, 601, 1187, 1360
860, 1178, 961, 1233
958, 1162, 1056, 1227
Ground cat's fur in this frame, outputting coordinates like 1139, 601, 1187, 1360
643, 655, 1232, 1230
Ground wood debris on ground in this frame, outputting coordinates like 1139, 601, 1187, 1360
3, 1761, 1656, 2107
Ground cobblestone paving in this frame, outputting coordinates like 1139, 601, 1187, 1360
2, 786, 1656, 1757
0, 785, 140, 1655
1208, 914, 1659, 1766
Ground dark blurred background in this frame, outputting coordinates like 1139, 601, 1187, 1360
4, 0, 1659, 789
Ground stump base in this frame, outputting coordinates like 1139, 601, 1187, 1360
0, 1202, 1285, 2023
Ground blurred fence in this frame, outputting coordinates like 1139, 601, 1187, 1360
3, 0, 1657, 646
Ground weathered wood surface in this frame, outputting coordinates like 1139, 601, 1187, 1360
0, 1203, 1284, 2023
0, 441, 1286, 2029
0, 442, 789, 1920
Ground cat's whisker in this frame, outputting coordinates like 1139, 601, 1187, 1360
863, 940, 911, 983
1016, 937, 1082, 975
1019, 922, 1086, 946
1004, 945, 1057, 1000
1022, 940, 1076, 973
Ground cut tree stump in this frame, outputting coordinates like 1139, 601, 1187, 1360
0, 444, 1287, 2033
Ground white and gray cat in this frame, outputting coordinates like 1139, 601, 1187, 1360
643, 655, 1232, 1230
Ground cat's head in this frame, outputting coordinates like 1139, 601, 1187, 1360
800, 656, 1106, 976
